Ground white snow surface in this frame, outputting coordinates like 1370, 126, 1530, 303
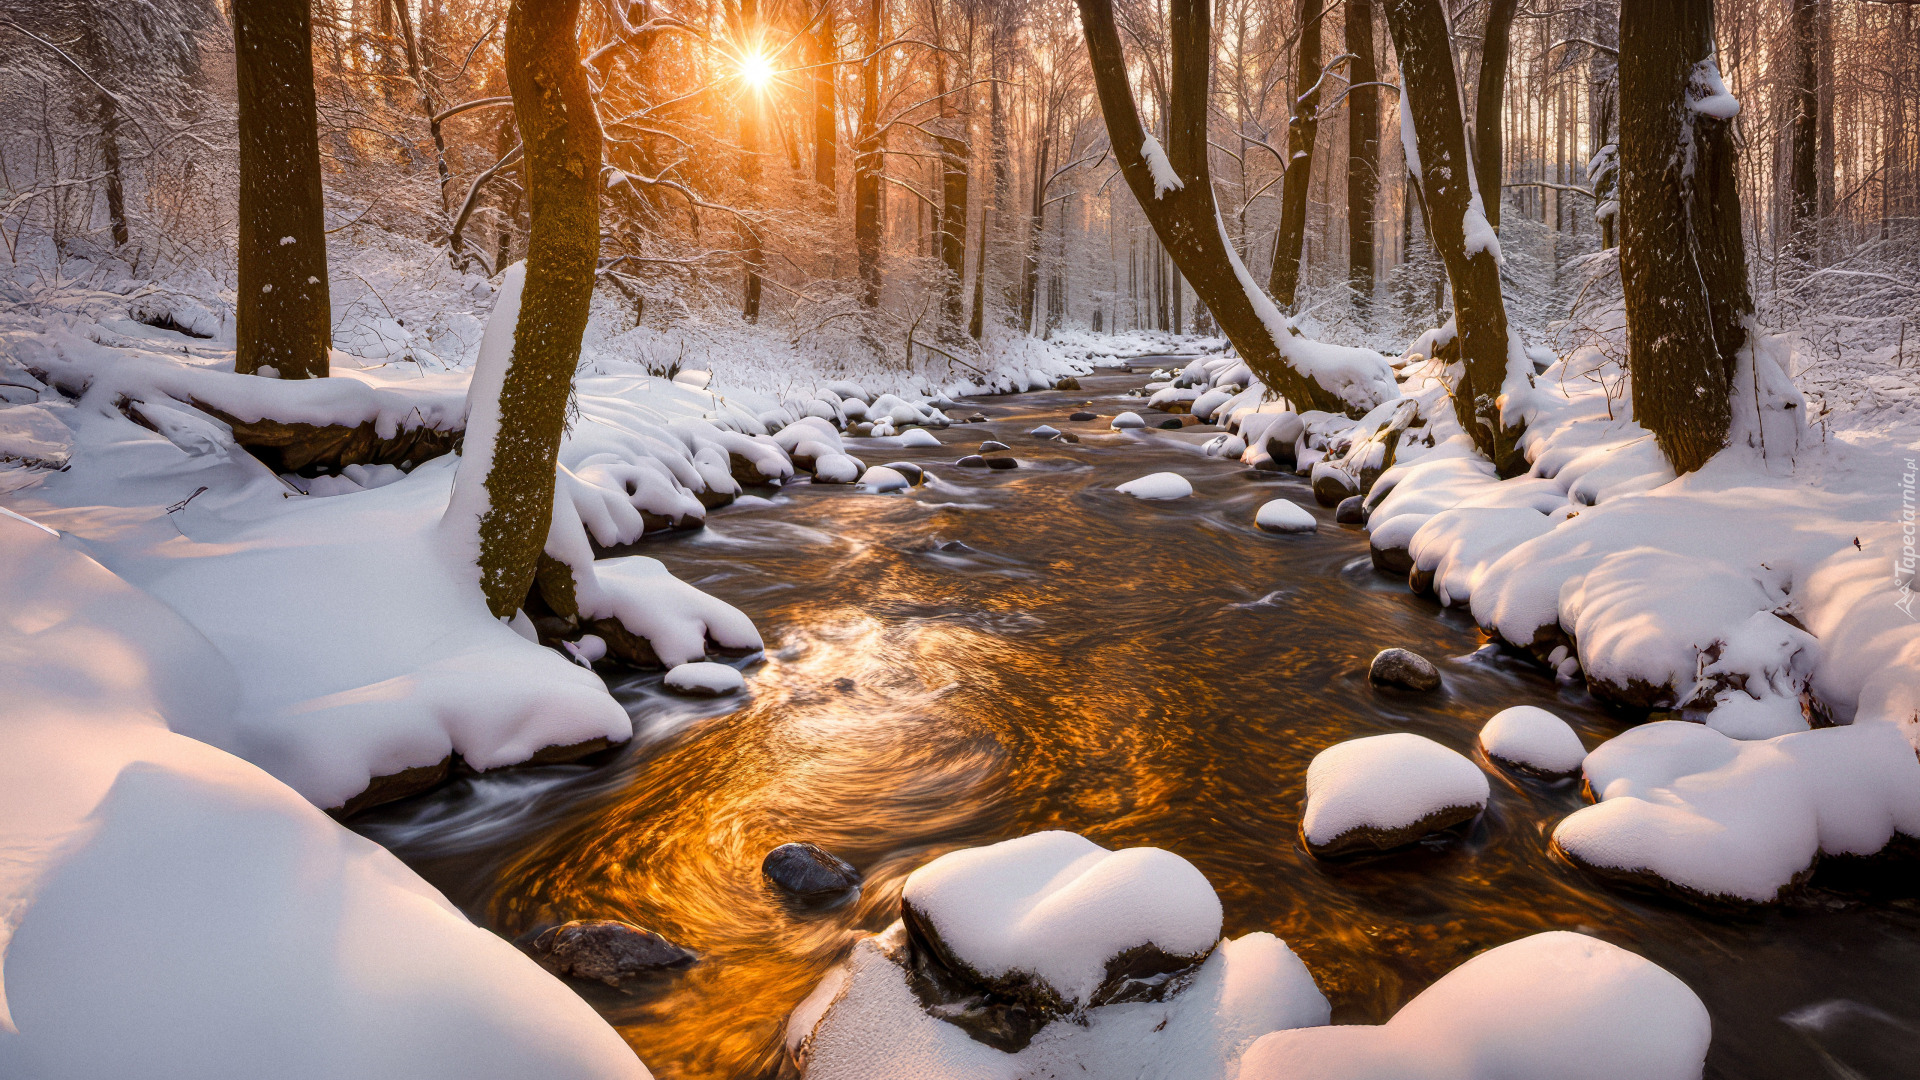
1478, 706, 1587, 776
1234, 932, 1710, 1080
1553, 721, 1920, 903
1255, 498, 1316, 533
0, 512, 650, 1079
1118, 471, 1194, 500
1112, 410, 1148, 429
1140, 130, 1186, 198
1301, 734, 1491, 846
797, 927, 1327, 1080
899, 832, 1224, 1008
663, 661, 746, 695
856, 465, 911, 491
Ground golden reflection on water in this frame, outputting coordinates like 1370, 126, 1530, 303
347, 375, 1920, 1080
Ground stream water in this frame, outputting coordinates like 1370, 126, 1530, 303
353, 370, 1920, 1080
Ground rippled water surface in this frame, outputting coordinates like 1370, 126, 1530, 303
354, 370, 1920, 1080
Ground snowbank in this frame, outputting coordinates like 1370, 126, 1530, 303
0, 512, 649, 1080
1234, 932, 1709, 1080
1553, 721, 1920, 904
1301, 734, 1490, 857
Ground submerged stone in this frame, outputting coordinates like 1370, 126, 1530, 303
1369, 648, 1442, 692
522, 920, 695, 986
763, 842, 862, 899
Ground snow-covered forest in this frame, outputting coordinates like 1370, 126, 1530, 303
2, 0, 1918, 1077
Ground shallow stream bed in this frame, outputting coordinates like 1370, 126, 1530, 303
354, 371, 1920, 1080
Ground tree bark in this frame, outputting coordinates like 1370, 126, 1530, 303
968, 29, 1003, 340
1268, 0, 1321, 309
233, 0, 333, 379
1022, 134, 1048, 334
466, 0, 603, 618
812, 0, 837, 192
1618, 0, 1750, 475
738, 0, 765, 321
1383, 0, 1524, 473
1075, 0, 1363, 415
1473, 0, 1518, 230
853, 0, 882, 306
1345, 0, 1379, 310
934, 16, 970, 326
1788, 0, 1819, 259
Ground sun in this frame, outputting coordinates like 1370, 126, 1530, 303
738, 51, 774, 91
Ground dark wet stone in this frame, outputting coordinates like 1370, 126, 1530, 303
1053, 376, 1082, 390
1156, 419, 1182, 430
979, 440, 1010, 453
882, 461, 926, 484
762, 842, 862, 898
986, 456, 1018, 470
967, 414, 989, 423
1303, 803, 1481, 859
1057, 432, 1080, 443
938, 540, 975, 552
1335, 495, 1366, 524
1313, 470, 1359, 506
956, 454, 988, 468
1069, 411, 1097, 422
1369, 648, 1442, 692
522, 920, 695, 986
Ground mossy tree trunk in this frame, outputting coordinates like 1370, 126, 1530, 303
233, 0, 332, 379
1383, 0, 1525, 474
471, 0, 602, 619
1076, 0, 1356, 415
1619, 0, 1750, 475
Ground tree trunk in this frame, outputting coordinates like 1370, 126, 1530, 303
1788, 0, 1819, 259
1346, 0, 1379, 311
1076, 0, 1371, 416
738, 0, 765, 321
233, 0, 333, 379
1383, 0, 1525, 474
935, 25, 969, 326
968, 30, 1003, 340
1473, 0, 1518, 230
812, 0, 837, 192
853, 0, 882, 306
77, 20, 130, 248
1619, 0, 1749, 475
457, 0, 603, 619
1267, 0, 1321, 309
1022, 134, 1048, 334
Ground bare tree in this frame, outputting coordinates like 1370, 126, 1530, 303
1076, 0, 1381, 416
854, 0, 883, 306
1267, 0, 1320, 310
1346, 0, 1380, 310
1472, 0, 1518, 230
1383, 0, 1525, 474
460, 0, 603, 619
233, 0, 333, 379
1618, 0, 1750, 474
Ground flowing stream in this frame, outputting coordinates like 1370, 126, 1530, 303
353, 370, 1920, 1080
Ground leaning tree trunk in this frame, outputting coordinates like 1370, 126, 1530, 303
1268, 0, 1321, 310
853, 0, 882, 306
1619, 0, 1750, 475
453, 0, 603, 619
1346, 0, 1379, 311
1473, 0, 1518, 230
1384, 0, 1526, 474
233, 0, 332, 379
1076, 0, 1363, 416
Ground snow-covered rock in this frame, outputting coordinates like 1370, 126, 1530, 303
891, 428, 942, 448
0, 512, 651, 1080
1234, 932, 1709, 1080
1301, 734, 1490, 857
1111, 411, 1147, 430
1254, 499, 1316, 534
899, 832, 1223, 1014
1478, 706, 1586, 778
1118, 472, 1193, 500
857, 465, 911, 492
662, 661, 745, 696
812, 453, 864, 484
1552, 721, 1920, 904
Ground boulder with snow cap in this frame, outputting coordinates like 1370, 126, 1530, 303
857, 465, 911, 492
892, 831, 1229, 1049
881, 461, 926, 485
811, 453, 863, 484
1233, 932, 1709, 1080
663, 661, 745, 696
1478, 706, 1586, 778
1255, 499, 1316, 534
1111, 411, 1147, 430
1301, 733, 1489, 857
1552, 721, 1920, 906
1310, 461, 1360, 507
1117, 472, 1193, 500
